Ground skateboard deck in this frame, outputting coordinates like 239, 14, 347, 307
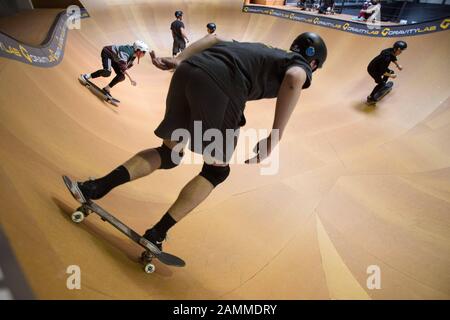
79, 77, 120, 106
62, 175, 185, 273
373, 81, 393, 102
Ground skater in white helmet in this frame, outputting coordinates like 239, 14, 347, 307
79, 40, 149, 97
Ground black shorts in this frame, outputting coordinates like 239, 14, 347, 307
172, 38, 186, 56
101, 48, 122, 75
368, 66, 392, 84
154, 62, 245, 163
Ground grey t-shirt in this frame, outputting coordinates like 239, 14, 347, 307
185, 41, 313, 109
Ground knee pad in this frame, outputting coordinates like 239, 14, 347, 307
100, 69, 111, 77
199, 164, 230, 187
155, 143, 184, 169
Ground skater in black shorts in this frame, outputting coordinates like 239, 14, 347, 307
171, 10, 189, 57
72, 32, 327, 251
367, 40, 407, 103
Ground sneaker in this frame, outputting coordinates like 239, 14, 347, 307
366, 96, 376, 105
79, 74, 89, 84
143, 228, 166, 251
102, 87, 112, 98
76, 179, 99, 202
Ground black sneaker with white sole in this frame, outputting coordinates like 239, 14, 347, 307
143, 228, 166, 251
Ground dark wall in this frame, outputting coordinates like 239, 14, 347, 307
272, 0, 450, 23
0, 0, 33, 17
0, 0, 84, 17
0, 2, 18, 17
399, 3, 450, 22
31, 0, 83, 8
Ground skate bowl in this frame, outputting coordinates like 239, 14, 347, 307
0, 0, 449, 299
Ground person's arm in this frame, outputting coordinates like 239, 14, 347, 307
363, 4, 376, 13
151, 34, 230, 70
124, 71, 136, 86
271, 66, 307, 139
393, 60, 403, 71
246, 66, 307, 164
180, 27, 189, 43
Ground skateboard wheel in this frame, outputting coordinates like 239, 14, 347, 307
76, 206, 90, 217
71, 211, 85, 223
144, 263, 155, 274
141, 251, 153, 262
101, 217, 106, 222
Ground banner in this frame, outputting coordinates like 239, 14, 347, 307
0, 8, 89, 67
242, 5, 450, 38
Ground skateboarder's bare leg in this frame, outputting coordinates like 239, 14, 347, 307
78, 139, 184, 200
169, 162, 229, 221
167, 174, 215, 221
143, 163, 230, 249
122, 140, 184, 180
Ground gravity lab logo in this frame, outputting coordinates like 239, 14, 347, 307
440, 18, 450, 30
381, 28, 390, 36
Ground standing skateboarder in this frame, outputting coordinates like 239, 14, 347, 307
70, 32, 327, 251
79, 40, 149, 98
171, 11, 189, 57
367, 40, 407, 104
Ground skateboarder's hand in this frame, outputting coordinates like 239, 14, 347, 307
397, 65, 403, 71
130, 80, 137, 86
245, 136, 274, 164
150, 51, 178, 70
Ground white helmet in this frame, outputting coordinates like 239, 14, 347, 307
133, 40, 149, 52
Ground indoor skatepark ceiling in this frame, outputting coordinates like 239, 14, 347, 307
0, 0, 449, 299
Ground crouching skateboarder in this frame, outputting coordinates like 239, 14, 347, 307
366, 40, 407, 104
79, 40, 149, 99
69, 32, 327, 252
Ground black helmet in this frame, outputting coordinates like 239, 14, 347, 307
393, 41, 407, 50
207, 22, 216, 33
175, 10, 183, 18
290, 32, 327, 69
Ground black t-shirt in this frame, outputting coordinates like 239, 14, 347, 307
368, 48, 397, 76
185, 41, 313, 109
171, 20, 185, 42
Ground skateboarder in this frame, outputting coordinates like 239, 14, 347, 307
171, 10, 189, 57
206, 22, 216, 35
79, 40, 149, 98
71, 32, 327, 251
367, 40, 407, 104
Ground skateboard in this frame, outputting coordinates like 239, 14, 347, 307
78, 76, 120, 107
367, 81, 393, 105
62, 175, 185, 273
